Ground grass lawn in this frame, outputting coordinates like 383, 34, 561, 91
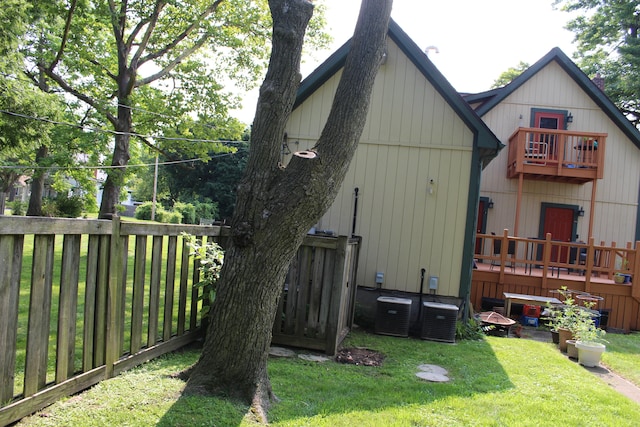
15, 329, 640, 427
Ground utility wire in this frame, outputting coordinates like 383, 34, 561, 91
0, 150, 245, 171
1, 109, 248, 144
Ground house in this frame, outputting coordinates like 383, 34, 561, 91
465, 48, 640, 332
283, 19, 502, 325
465, 47, 640, 247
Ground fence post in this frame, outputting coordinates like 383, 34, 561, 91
105, 217, 124, 379
584, 237, 595, 293
632, 241, 640, 302
498, 229, 509, 284
541, 233, 552, 289
325, 236, 348, 356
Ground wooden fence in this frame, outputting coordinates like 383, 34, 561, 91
272, 235, 361, 355
0, 216, 360, 426
472, 229, 640, 331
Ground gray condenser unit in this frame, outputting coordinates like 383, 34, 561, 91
375, 296, 412, 337
421, 301, 459, 343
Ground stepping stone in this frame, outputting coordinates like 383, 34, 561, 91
269, 347, 296, 358
298, 354, 330, 362
417, 364, 449, 376
416, 371, 450, 382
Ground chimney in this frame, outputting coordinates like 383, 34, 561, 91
592, 73, 605, 91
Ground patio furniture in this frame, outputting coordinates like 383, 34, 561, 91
503, 292, 562, 319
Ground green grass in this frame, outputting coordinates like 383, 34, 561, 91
602, 331, 640, 387
11, 221, 203, 396
15, 329, 640, 426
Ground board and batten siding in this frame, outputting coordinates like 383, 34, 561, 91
284, 39, 475, 295
479, 61, 640, 245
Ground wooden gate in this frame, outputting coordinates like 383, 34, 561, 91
272, 235, 361, 355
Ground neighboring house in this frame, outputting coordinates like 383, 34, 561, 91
465, 47, 640, 250
283, 19, 502, 317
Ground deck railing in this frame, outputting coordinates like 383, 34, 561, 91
475, 229, 640, 299
507, 128, 606, 182
0, 216, 359, 426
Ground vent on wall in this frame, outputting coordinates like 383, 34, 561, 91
375, 296, 412, 337
421, 301, 459, 343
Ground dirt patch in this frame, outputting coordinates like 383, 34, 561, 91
335, 347, 384, 366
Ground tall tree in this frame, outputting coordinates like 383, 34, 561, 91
24, 0, 328, 219
184, 0, 393, 422
556, 0, 640, 126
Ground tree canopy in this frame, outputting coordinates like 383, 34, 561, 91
555, 0, 640, 126
491, 61, 530, 89
18, 0, 328, 218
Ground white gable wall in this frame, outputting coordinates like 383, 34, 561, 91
285, 39, 475, 295
479, 61, 640, 244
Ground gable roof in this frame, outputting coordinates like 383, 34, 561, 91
464, 47, 640, 149
293, 19, 504, 165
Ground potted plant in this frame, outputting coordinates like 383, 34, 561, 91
574, 315, 607, 367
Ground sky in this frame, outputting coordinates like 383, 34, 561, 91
231, 0, 578, 124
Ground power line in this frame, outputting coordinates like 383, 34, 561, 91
0, 150, 245, 171
0, 109, 248, 145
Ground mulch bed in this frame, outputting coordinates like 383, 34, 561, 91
335, 347, 385, 366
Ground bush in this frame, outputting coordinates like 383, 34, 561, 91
9, 200, 25, 216
55, 195, 84, 218
193, 201, 218, 223
163, 211, 183, 224
41, 198, 60, 217
174, 202, 196, 224
134, 201, 168, 221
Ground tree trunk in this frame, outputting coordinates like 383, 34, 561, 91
26, 145, 48, 216
98, 82, 132, 219
184, 0, 392, 422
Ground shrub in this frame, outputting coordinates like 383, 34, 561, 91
135, 201, 168, 221
41, 198, 60, 217
134, 201, 154, 220
183, 233, 224, 316
55, 194, 85, 218
193, 201, 218, 223
174, 202, 196, 224
163, 211, 183, 224
9, 200, 25, 216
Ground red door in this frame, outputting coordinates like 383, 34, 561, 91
534, 111, 565, 157
542, 206, 574, 263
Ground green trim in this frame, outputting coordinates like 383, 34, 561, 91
529, 108, 570, 130
459, 145, 483, 300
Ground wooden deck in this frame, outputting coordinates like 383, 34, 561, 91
472, 231, 640, 332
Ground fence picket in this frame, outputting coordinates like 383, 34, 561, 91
55, 235, 81, 383
0, 235, 23, 403
24, 235, 55, 397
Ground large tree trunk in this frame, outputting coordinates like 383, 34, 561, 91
185, 0, 392, 422
98, 80, 133, 219
26, 145, 48, 216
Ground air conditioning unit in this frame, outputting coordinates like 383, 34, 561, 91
421, 301, 459, 343
375, 296, 412, 337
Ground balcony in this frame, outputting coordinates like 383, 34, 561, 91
507, 128, 606, 184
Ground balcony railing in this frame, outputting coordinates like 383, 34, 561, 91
507, 128, 606, 183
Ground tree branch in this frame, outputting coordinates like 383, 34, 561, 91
138, 0, 224, 66
107, 0, 126, 51
88, 58, 117, 80
47, 0, 78, 72
129, 0, 166, 68
134, 36, 208, 87
38, 65, 117, 126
